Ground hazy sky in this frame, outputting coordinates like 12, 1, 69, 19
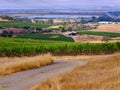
0, 0, 120, 9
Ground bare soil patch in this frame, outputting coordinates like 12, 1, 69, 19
93, 24, 120, 33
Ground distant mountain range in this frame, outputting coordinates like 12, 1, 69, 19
0, 9, 120, 15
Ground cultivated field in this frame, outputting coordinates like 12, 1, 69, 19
93, 24, 120, 33
0, 54, 53, 76
76, 24, 120, 42
79, 31, 120, 37
16, 33, 74, 42
32, 53, 120, 90
0, 37, 120, 56
0, 21, 52, 29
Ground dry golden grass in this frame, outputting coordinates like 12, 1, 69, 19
72, 35, 103, 42
0, 54, 53, 76
93, 24, 120, 33
32, 53, 120, 90
48, 25, 62, 29
53, 54, 117, 61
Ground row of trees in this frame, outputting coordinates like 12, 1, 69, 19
81, 15, 120, 23
0, 15, 14, 20
58, 24, 97, 32
0, 26, 3, 29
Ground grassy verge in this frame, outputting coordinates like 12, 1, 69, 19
0, 54, 53, 76
32, 53, 120, 90
79, 31, 120, 37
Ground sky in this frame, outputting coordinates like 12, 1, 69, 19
0, 0, 120, 9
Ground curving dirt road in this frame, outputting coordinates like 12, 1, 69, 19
0, 60, 87, 90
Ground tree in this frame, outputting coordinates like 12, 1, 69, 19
102, 36, 111, 42
0, 15, 14, 20
47, 19, 53, 24
23, 26, 30, 30
81, 18, 86, 24
59, 26, 65, 32
97, 15, 113, 22
36, 27, 42, 31
1, 30, 14, 37
92, 16, 97, 20
0, 26, 3, 29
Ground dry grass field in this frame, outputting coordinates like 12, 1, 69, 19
93, 24, 120, 33
0, 54, 53, 76
32, 53, 120, 90
48, 25, 62, 29
72, 35, 103, 42
72, 35, 120, 43
53, 54, 113, 61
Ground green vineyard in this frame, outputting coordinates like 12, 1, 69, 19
0, 37, 120, 56
79, 31, 120, 37
0, 21, 52, 29
16, 33, 74, 42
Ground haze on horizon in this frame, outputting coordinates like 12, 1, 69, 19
0, 0, 120, 9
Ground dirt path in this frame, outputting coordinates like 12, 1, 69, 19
0, 60, 86, 90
